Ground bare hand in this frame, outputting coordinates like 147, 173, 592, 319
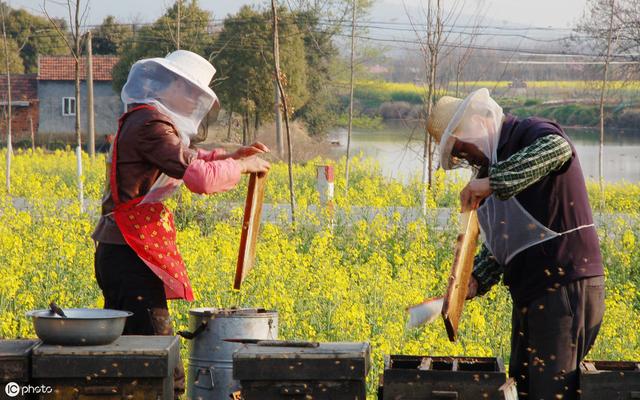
231, 142, 270, 160
460, 178, 492, 212
467, 275, 479, 299
237, 156, 270, 175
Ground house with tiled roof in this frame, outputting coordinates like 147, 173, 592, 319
37, 55, 122, 144
0, 74, 39, 143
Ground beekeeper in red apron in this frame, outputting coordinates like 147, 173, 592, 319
91, 50, 270, 398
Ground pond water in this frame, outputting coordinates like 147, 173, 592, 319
328, 124, 640, 183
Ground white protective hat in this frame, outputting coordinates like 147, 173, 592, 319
157, 50, 217, 98
121, 50, 219, 145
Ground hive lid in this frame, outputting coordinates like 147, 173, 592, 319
383, 355, 507, 390
385, 355, 505, 373
0, 340, 40, 381
580, 360, 640, 373
578, 360, 640, 398
31, 335, 179, 379
0, 339, 40, 360
233, 342, 371, 381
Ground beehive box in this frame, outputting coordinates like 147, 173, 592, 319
382, 356, 512, 400
30, 335, 178, 400
233, 342, 370, 400
0, 339, 40, 400
579, 360, 640, 399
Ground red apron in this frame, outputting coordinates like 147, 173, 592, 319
110, 105, 194, 301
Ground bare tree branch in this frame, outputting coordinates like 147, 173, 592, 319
42, 1, 74, 58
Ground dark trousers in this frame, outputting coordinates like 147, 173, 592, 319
509, 276, 605, 400
94, 242, 186, 399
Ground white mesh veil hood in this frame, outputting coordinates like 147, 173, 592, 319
439, 88, 504, 170
120, 52, 218, 146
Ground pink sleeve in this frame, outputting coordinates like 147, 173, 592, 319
183, 158, 242, 194
197, 148, 228, 162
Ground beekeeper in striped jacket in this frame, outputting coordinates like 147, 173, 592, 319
427, 88, 605, 400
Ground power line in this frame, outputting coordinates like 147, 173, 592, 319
331, 33, 639, 60
5, 12, 598, 37
17, 30, 639, 61
500, 60, 640, 65
6, 11, 640, 61
10, 22, 612, 51
1, 5, 615, 50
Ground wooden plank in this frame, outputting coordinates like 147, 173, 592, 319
441, 210, 480, 342
234, 172, 268, 290
418, 357, 432, 371
499, 378, 519, 400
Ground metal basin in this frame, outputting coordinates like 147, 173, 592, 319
26, 308, 133, 346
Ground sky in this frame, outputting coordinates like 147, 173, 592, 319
13, 0, 589, 29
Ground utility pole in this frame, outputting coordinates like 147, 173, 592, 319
74, 0, 84, 212
345, 0, 356, 192
29, 115, 34, 151
86, 30, 95, 159
226, 106, 233, 141
176, 0, 181, 50
1, 3, 12, 192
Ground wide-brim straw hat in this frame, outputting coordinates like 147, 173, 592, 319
428, 89, 494, 170
427, 95, 464, 169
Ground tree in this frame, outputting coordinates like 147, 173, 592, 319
406, 0, 467, 214
576, 0, 627, 204
91, 15, 132, 55
0, 2, 68, 73
212, 6, 308, 140
271, 0, 296, 223
296, 17, 337, 134
597, 0, 616, 205
44, 0, 87, 213
0, 35, 23, 74
577, 0, 638, 67
2, 1, 13, 192
407, 0, 445, 214
288, 0, 372, 136
112, 0, 214, 91
450, 2, 486, 97
345, 0, 356, 191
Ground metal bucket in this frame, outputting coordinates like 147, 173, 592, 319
182, 308, 278, 400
